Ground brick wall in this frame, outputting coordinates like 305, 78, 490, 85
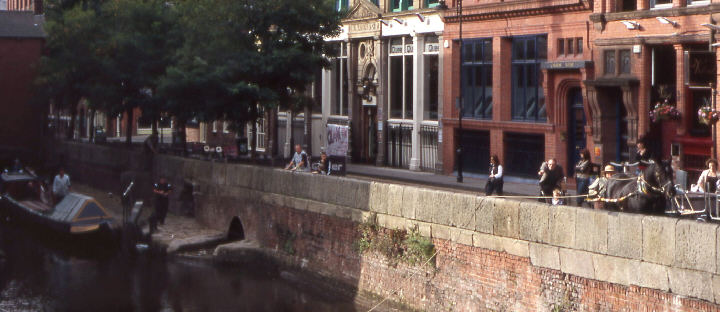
58, 142, 720, 311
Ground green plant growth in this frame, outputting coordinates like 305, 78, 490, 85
355, 217, 436, 268
403, 229, 436, 266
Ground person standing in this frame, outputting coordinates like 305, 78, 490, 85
538, 159, 564, 203
150, 177, 172, 232
485, 155, 504, 195
52, 168, 71, 204
695, 159, 719, 193
574, 149, 592, 206
285, 144, 309, 172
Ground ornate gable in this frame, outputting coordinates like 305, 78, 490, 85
345, 0, 382, 21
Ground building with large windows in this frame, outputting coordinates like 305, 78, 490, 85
587, 0, 718, 183
442, 0, 593, 178
319, 0, 445, 171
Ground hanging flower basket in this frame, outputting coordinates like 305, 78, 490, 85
649, 102, 681, 123
698, 106, 720, 125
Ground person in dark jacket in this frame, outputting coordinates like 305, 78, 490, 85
574, 149, 592, 207
149, 177, 172, 233
538, 158, 564, 203
485, 155, 504, 195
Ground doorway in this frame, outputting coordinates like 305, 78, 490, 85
566, 87, 586, 176
360, 106, 377, 163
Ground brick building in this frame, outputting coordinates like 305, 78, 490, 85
0, 10, 46, 161
319, 0, 446, 171
442, 0, 594, 178
587, 0, 718, 182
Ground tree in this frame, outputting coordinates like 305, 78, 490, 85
160, 0, 341, 156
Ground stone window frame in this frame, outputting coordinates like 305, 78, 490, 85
336, 0, 349, 11
511, 35, 548, 122
391, 0, 415, 12
388, 36, 415, 120
603, 49, 632, 76
423, 36, 441, 121
330, 42, 349, 117
557, 37, 584, 58
461, 38, 493, 120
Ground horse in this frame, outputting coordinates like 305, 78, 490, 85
605, 160, 676, 213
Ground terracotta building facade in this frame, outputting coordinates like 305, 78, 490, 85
441, 0, 594, 177
588, 0, 719, 182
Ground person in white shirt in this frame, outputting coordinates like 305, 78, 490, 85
52, 168, 71, 204
694, 159, 719, 193
485, 155, 504, 195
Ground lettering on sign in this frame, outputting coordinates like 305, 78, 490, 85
405, 44, 413, 53
391, 45, 404, 54
425, 43, 440, 53
349, 23, 379, 33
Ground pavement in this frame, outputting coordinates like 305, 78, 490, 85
73, 183, 224, 254
346, 163, 577, 197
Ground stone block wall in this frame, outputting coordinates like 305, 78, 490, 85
59, 143, 720, 311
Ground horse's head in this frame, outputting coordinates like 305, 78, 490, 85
643, 159, 675, 197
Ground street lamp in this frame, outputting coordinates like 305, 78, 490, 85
456, 0, 464, 183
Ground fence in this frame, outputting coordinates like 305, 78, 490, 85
419, 125, 439, 172
387, 123, 412, 169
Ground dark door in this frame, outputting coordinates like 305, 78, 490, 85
567, 88, 586, 176
361, 106, 377, 163
616, 95, 629, 161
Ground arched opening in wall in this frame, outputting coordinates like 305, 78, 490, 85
227, 217, 245, 241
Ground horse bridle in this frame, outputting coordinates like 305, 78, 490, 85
638, 166, 673, 196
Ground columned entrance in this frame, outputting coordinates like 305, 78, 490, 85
585, 78, 639, 164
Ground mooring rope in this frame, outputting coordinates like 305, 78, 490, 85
366, 248, 440, 312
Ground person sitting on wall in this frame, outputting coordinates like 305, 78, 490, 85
485, 155, 503, 196
538, 158, 564, 203
312, 152, 331, 175
285, 144, 309, 172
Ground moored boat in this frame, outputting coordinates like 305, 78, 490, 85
0, 171, 116, 240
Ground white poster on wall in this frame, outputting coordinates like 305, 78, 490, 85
326, 124, 349, 157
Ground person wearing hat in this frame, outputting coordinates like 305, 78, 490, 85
695, 159, 719, 193
588, 164, 616, 200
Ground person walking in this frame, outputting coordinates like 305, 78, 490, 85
150, 177, 172, 233
485, 155, 504, 196
52, 168, 71, 204
574, 149, 592, 207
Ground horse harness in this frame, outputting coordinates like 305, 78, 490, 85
587, 174, 671, 204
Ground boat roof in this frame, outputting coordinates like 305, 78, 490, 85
48, 193, 112, 224
0, 171, 37, 183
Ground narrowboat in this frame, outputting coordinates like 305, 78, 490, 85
0, 171, 115, 238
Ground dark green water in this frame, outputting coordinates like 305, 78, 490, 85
0, 225, 360, 312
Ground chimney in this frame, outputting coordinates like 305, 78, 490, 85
33, 0, 42, 14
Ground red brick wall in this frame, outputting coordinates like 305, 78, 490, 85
231, 202, 720, 311
441, 10, 592, 175
0, 37, 45, 153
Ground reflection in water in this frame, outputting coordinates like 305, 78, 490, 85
0, 225, 358, 312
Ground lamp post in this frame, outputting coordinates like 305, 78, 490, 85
456, 0, 464, 183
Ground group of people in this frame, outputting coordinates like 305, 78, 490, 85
482, 141, 660, 206
284, 144, 332, 175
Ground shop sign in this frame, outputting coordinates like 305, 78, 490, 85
425, 43, 440, 53
685, 51, 716, 86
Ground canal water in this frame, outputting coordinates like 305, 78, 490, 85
0, 225, 361, 312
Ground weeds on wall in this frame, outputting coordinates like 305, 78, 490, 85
276, 225, 296, 255
355, 214, 436, 268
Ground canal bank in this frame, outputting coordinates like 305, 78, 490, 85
58, 142, 720, 311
